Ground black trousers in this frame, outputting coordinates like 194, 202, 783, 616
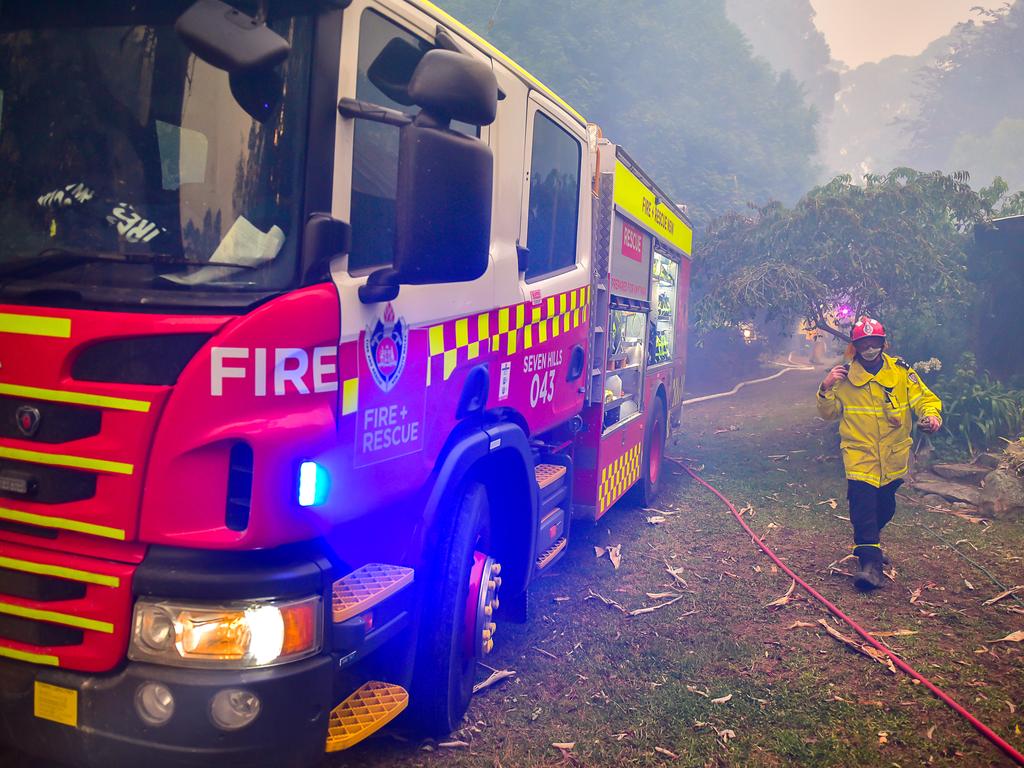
847, 479, 902, 562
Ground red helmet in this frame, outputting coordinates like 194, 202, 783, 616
851, 316, 885, 341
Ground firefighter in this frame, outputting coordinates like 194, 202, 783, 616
816, 316, 942, 590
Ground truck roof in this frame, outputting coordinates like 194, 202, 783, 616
410, 0, 587, 126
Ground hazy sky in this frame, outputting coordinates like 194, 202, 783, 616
809, 0, 985, 67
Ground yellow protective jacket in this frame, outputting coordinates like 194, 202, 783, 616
816, 354, 942, 487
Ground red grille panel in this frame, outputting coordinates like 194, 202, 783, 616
0, 539, 135, 672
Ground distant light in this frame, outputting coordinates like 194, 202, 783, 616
298, 461, 327, 507
742, 329, 751, 338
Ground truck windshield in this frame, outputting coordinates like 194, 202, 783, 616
0, 2, 314, 307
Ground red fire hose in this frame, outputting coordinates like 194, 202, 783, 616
682, 463, 1024, 766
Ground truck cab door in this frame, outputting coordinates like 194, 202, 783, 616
507, 92, 591, 430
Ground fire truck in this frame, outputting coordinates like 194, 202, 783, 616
0, 1, 692, 765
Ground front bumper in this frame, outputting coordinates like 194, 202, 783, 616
0, 653, 334, 768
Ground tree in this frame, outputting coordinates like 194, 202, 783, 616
692, 169, 984, 344
439, 0, 820, 227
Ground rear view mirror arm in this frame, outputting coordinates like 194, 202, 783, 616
337, 98, 412, 127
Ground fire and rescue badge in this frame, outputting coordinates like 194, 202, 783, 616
365, 302, 408, 393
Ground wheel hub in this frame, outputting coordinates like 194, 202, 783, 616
464, 552, 502, 657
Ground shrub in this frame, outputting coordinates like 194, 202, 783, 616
935, 353, 1024, 457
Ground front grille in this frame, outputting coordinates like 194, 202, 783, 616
0, 396, 101, 443
0, 613, 82, 647
0, 459, 96, 505
0, 542, 135, 672
0, 566, 87, 601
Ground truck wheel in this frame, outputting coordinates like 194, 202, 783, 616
408, 482, 501, 736
639, 397, 667, 506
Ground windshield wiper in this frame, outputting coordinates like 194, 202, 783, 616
0, 247, 258, 282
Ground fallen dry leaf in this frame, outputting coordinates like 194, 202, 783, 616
607, 544, 622, 570
872, 629, 918, 638
787, 620, 817, 629
553, 596, 570, 603
926, 725, 937, 740
654, 746, 678, 759
990, 630, 1024, 643
738, 503, 754, 517
766, 580, 797, 608
817, 498, 838, 510
551, 742, 575, 751
646, 515, 667, 525
717, 728, 736, 744
910, 587, 923, 604
438, 740, 469, 748
711, 693, 733, 705
646, 592, 677, 600
594, 546, 605, 558
878, 731, 889, 745
964, 578, 975, 591
686, 685, 709, 698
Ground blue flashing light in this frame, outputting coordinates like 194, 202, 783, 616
298, 461, 327, 507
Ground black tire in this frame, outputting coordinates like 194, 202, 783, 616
407, 482, 490, 736
639, 397, 667, 506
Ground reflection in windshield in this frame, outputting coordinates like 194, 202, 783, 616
0, 6, 313, 302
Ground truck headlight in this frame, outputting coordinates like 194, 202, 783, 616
129, 596, 321, 669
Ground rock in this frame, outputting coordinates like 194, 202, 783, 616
978, 469, 1024, 521
974, 453, 1001, 469
910, 473, 982, 506
920, 494, 948, 508
932, 463, 989, 485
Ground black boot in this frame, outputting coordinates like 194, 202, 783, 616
881, 552, 892, 566
853, 547, 884, 591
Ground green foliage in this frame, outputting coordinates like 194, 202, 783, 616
439, 0, 819, 226
936, 354, 1024, 458
910, 3, 1024, 188
692, 168, 982, 339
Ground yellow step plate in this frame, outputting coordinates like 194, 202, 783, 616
325, 681, 409, 753
535, 463, 566, 490
332, 564, 414, 623
536, 536, 567, 569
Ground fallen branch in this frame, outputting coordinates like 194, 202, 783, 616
473, 665, 516, 694
983, 585, 1024, 607
818, 619, 896, 673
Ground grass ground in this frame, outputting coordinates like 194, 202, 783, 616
331, 366, 1024, 767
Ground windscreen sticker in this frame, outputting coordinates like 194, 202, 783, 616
156, 120, 209, 190
37, 183, 95, 208
106, 202, 166, 243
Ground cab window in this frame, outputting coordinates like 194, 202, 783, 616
525, 113, 581, 281
350, 9, 476, 274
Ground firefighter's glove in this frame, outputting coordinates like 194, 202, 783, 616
918, 415, 941, 433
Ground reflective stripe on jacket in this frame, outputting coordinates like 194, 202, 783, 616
816, 354, 942, 488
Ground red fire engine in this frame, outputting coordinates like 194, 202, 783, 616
0, 1, 692, 764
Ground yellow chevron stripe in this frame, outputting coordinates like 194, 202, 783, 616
0, 383, 151, 413
0, 556, 119, 588
0, 313, 70, 338
0, 645, 58, 666
0, 447, 132, 475
0, 601, 113, 634
0, 507, 126, 540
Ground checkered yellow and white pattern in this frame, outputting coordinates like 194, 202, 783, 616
598, 443, 642, 514
426, 286, 591, 385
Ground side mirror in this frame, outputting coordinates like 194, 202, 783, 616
175, 0, 291, 73
360, 51, 498, 303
